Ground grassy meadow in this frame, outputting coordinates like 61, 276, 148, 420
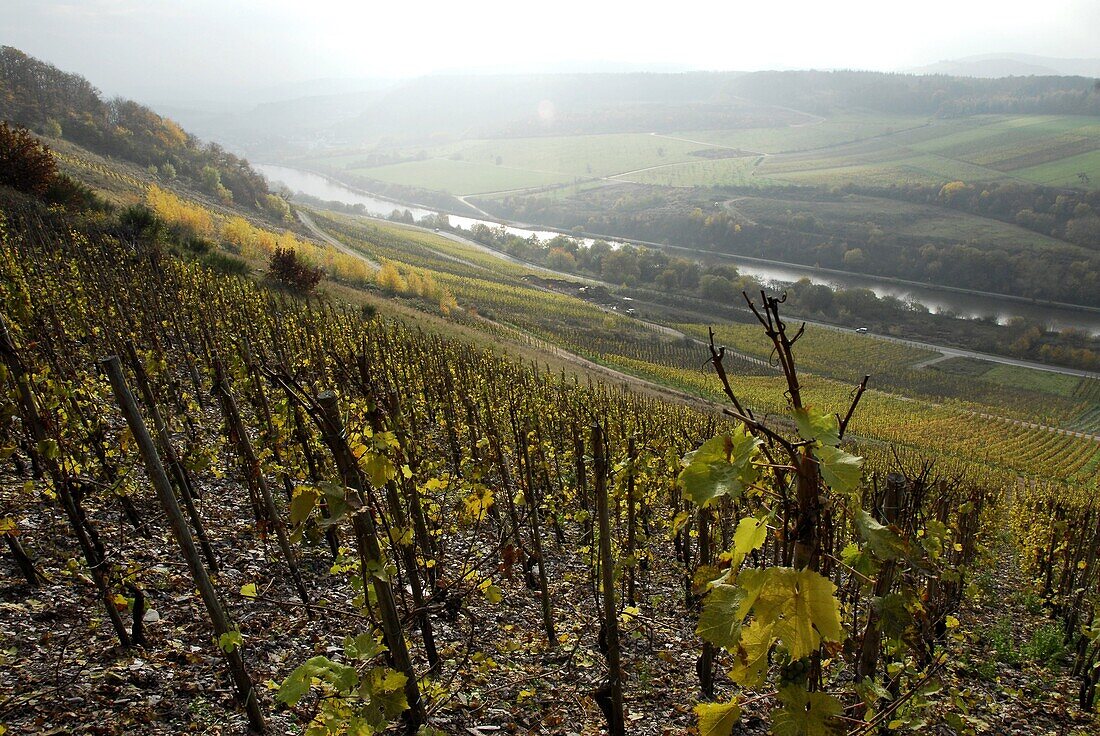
285, 113, 1100, 194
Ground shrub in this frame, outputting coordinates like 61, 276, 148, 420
0, 122, 59, 197
117, 204, 166, 242
268, 247, 323, 293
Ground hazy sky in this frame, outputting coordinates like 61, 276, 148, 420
3, 0, 1099, 102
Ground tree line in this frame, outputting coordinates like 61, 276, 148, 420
0, 46, 282, 217
489, 184, 1100, 308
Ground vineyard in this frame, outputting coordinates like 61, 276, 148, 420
0, 174, 1098, 736
0, 115, 1098, 736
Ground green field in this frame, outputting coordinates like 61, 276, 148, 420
286, 113, 1100, 194
348, 158, 567, 195
670, 114, 933, 154
285, 113, 1100, 195
981, 363, 1084, 397
296, 133, 709, 195
613, 155, 769, 187
726, 192, 1067, 253
750, 115, 1100, 188
1015, 149, 1100, 187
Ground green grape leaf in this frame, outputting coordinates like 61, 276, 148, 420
343, 632, 385, 661
36, 439, 60, 461
217, 629, 243, 653
730, 515, 769, 569
679, 431, 761, 508
747, 568, 843, 660
276, 664, 314, 707
874, 593, 913, 638
793, 406, 840, 447
696, 697, 742, 736
728, 619, 774, 688
697, 584, 748, 651
289, 486, 319, 527
855, 510, 907, 561
772, 686, 844, 736
239, 583, 257, 598
277, 656, 359, 706
840, 541, 879, 579
816, 445, 863, 495
356, 667, 409, 727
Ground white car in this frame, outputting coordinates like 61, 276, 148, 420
855, 327, 869, 334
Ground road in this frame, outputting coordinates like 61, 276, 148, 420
305, 206, 1098, 381
300, 208, 1098, 443
297, 210, 380, 270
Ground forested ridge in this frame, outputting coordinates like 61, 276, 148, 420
331, 69, 1100, 142
724, 70, 1100, 117
0, 47, 280, 217
488, 180, 1100, 311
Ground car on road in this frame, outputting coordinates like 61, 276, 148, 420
855, 327, 869, 334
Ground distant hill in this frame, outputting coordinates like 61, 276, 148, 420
722, 69, 1100, 117
324, 69, 1100, 147
0, 46, 277, 214
160, 88, 393, 153
331, 71, 823, 144
908, 53, 1100, 79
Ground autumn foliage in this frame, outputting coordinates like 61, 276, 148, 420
0, 121, 59, 196
268, 246, 324, 292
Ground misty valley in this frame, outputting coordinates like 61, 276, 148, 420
1, 9, 1100, 736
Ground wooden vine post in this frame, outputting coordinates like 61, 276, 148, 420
211, 355, 311, 609
592, 423, 625, 735
101, 356, 266, 733
0, 315, 131, 646
122, 340, 219, 573
315, 390, 426, 733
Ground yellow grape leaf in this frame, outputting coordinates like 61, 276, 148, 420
696, 697, 742, 736
740, 567, 842, 660
240, 583, 257, 598
728, 619, 773, 688
771, 686, 844, 736
729, 515, 768, 569
359, 452, 396, 487
462, 487, 494, 522
289, 486, 319, 527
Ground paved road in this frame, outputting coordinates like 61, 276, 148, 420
301, 205, 1100, 444
307, 206, 1098, 381
431, 217, 1100, 381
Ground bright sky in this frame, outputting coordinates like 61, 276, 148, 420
3, 0, 1099, 101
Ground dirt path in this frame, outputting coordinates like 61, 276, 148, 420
297, 210, 380, 269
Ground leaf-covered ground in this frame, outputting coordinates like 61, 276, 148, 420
1, 466, 1096, 735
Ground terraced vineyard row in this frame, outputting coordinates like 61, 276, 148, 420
1, 195, 1017, 734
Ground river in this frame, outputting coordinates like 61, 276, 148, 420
256, 163, 1100, 336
